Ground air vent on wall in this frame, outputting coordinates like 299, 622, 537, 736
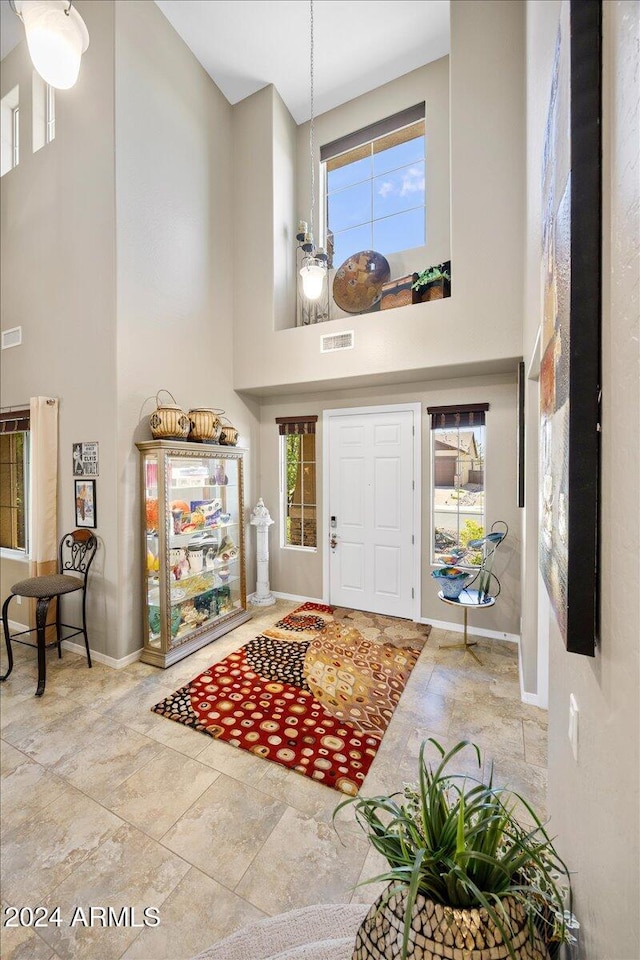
320, 330, 354, 353
1, 327, 22, 350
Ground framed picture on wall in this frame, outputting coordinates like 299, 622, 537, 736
75, 479, 97, 529
72, 441, 99, 477
538, 0, 601, 657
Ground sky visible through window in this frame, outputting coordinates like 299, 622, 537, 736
326, 131, 425, 268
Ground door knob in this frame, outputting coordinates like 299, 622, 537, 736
329, 534, 338, 550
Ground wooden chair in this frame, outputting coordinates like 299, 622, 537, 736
1, 530, 97, 697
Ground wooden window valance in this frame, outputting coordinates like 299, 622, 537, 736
0, 408, 30, 434
427, 404, 489, 430
275, 416, 318, 437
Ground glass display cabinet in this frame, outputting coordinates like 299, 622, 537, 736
136, 440, 251, 667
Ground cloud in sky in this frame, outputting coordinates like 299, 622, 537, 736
377, 165, 425, 200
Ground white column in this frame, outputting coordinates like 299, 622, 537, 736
249, 498, 276, 606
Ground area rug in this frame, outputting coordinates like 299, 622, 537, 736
151, 603, 431, 795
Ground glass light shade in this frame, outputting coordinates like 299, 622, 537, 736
18, 1, 90, 90
299, 260, 326, 301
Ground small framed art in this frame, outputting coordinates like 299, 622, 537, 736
72, 441, 99, 477
75, 479, 97, 528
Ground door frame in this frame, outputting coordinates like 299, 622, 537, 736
322, 402, 422, 621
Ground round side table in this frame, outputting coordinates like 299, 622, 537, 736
437, 588, 495, 664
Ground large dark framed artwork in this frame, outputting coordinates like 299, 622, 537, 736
539, 0, 601, 656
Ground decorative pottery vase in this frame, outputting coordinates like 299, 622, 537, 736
431, 566, 472, 599
352, 884, 549, 960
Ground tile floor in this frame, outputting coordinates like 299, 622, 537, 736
0, 601, 548, 960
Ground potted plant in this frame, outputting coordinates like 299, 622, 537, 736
412, 261, 451, 301
335, 739, 576, 960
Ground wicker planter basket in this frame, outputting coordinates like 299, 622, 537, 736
353, 884, 549, 960
218, 417, 239, 445
148, 390, 190, 440
188, 408, 223, 443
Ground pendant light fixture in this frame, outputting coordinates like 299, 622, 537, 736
297, 0, 327, 301
10, 0, 90, 90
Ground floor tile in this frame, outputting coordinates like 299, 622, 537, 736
1, 786, 122, 904
104, 681, 210, 759
448, 700, 525, 760
102, 749, 220, 839
235, 805, 369, 915
0, 599, 548, 957
161, 775, 286, 888
196, 735, 270, 786
523, 716, 548, 767
0, 740, 30, 775
5, 706, 121, 768
54, 725, 163, 801
37, 823, 190, 960
1, 694, 81, 745
0, 901, 55, 960
120, 867, 265, 960
1, 756, 67, 833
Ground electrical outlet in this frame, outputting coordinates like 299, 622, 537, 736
568, 694, 579, 761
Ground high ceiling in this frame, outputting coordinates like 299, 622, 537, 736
1, 2, 450, 124
155, 1, 450, 124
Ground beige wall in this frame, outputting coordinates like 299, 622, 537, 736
0, 1, 117, 653
259, 374, 521, 638
114, 0, 260, 659
0, 557, 29, 627
526, 2, 640, 956
233, 0, 525, 396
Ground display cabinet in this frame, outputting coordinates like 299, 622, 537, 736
136, 440, 251, 667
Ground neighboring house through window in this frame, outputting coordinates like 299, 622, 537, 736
0, 409, 30, 555
428, 404, 487, 565
276, 415, 318, 550
321, 103, 426, 268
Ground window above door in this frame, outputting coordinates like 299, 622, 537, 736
321, 104, 426, 269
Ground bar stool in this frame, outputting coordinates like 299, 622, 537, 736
1, 530, 97, 696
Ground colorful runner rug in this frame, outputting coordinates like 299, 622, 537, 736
151, 603, 431, 795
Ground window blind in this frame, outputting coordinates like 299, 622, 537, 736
275, 416, 318, 436
427, 404, 489, 430
0, 408, 30, 434
320, 103, 425, 164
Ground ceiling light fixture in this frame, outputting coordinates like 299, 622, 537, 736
10, 0, 90, 90
297, 0, 327, 302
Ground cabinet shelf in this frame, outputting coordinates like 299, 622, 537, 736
136, 439, 251, 668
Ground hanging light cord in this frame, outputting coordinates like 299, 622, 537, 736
309, 0, 315, 246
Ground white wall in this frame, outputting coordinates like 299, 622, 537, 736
0, 1, 118, 653
525, 2, 640, 956
234, 0, 525, 396
258, 374, 521, 638
114, 0, 260, 659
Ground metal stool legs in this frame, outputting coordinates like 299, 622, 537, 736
56, 597, 62, 659
81, 590, 92, 669
1, 594, 14, 682
35, 597, 51, 697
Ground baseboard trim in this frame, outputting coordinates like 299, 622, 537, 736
61, 640, 143, 670
420, 617, 520, 645
518, 647, 545, 708
519, 689, 544, 707
272, 591, 326, 605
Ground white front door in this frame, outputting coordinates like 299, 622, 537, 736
328, 408, 416, 618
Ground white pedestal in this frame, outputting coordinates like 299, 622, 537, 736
250, 498, 276, 607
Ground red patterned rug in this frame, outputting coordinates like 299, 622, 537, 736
151, 603, 431, 795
